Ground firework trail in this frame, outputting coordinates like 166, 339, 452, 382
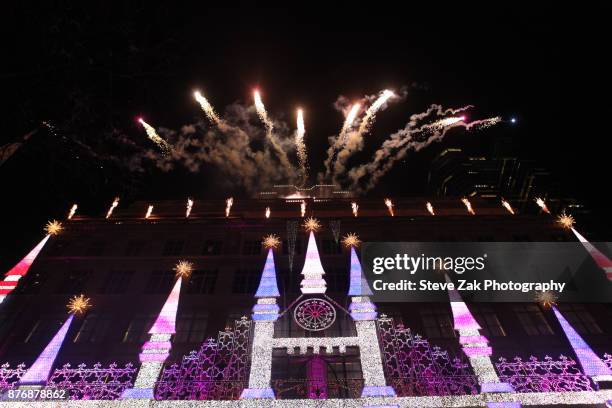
67, 204, 78, 220
300, 200, 306, 218
145, 205, 153, 219
351, 202, 358, 217
426, 202, 435, 216
384, 198, 394, 216
346, 105, 501, 193
501, 199, 515, 215
138, 118, 171, 154
194, 91, 220, 124
466, 116, 502, 130
331, 90, 396, 184
322, 103, 361, 181
265, 207, 271, 219
254, 90, 293, 172
535, 197, 550, 214
462, 198, 475, 215
225, 197, 233, 217
295, 108, 308, 184
106, 197, 119, 219
423, 116, 465, 131
186, 198, 194, 218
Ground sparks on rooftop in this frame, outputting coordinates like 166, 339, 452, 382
186, 198, 194, 218
225, 197, 234, 217
300, 200, 306, 218
426, 202, 435, 216
461, 198, 475, 215
67, 204, 78, 220
502, 199, 515, 215
384, 198, 394, 216
535, 197, 550, 214
106, 197, 119, 219
145, 205, 154, 219
265, 207, 271, 219
351, 202, 359, 217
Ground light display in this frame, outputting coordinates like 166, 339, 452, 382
557, 212, 575, 229
384, 198, 394, 216
286, 220, 298, 272
262, 234, 281, 250
303, 217, 321, 232
501, 199, 515, 215
571, 227, 612, 281
299, 231, 327, 294
352, 201, 359, 217
138, 118, 171, 154
149, 278, 182, 335
426, 201, 435, 216
254, 249, 280, 299
300, 200, 306, 217
265, 206, 271, 219
105, 197, 119, 219
67, 203, 78, 219
295, 108, 308, 183
293, 298, 336, 331
348, 247, 373, 297
186, 198, 194, 218
342, 233, 361, 248
173, 260, 193, 278
535, 291, 557, 308
461, 197, 475, 215
194, 90, 220, 124
66, 294, 91, 315
535, 197, 550, 214
144, 205, 153, 219
225, 197, 233, 217
44, 220, 63, 236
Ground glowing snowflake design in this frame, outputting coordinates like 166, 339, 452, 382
293, 298, 336, 331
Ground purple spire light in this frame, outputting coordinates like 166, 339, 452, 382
149, 278, 182, 334
348, 247, 373, 296
255, 248, 280, 298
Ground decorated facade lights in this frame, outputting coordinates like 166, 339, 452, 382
240, 235, 281, 400
18, 295, 91, 387
105, 197, 119, 219
384, 198, 394, 216
122, 261, 192, 399
145, 205, 154, 219
535, 197, 550, 214
301, 217, 326, 294
444, 274, 514, 394
552, 306, 612, 384
351, 202, 359, 217
67, 203, 78, 220
426, 201, 435, 216
225, 197, 233, 217
1, 220, 63, 304
501, 199, 515, 215
300, 200, 307, 217
265, 206, 271, 219
461, 197, 476, 215
185, 198, 193, 218
343, 234, 396, 397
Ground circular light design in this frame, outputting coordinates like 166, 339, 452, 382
293, 298, 336, 332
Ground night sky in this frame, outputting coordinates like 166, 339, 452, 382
1, 3, 609, 267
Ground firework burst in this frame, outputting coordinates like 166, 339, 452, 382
174, 260, 194, 278
535, 197, 550, 214
351, 202, 359, 217
535, 291, 557, 308
426, 202, 435, 216
262, 234, 281, 249
194, 91, 220, 124
557, 212, 575, 229
67, 294, 92, 315
303, 217, 321, 232
384, 198, 394, 216
138, 118, 171, 154
186, 198, 194, 218
106, 197, 119, 219
44, 220, 63, 236
67, 204, 78, 220
342, 233, 361, 248
461, 198, 475, 215
225, 197, 233, 217
501, 199, 515, 215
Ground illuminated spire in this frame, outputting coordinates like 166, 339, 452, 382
300, 231, 327, 294
348, 247, 373, 296
571, 228, 612, 281
446, 274, 481, 331
255, 248, 280, 298
149, 278, 182, 334
552, 306, 612, 381
19, 315, 74, 385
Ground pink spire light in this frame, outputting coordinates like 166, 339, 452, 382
1, 235, 51, 303
149, 278, 182, 334
571, 228, 612, 281
300, 231, 327, 294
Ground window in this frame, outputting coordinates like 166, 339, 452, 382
100, 270, 134, 294
163, 239, 185, 256
321, 239, 341, 255
326, 267, 348, 293
85, 241, 106, 256
420, 305, 455, 338
144, 270, 175, 294
557, 304, 602, 335
242, 240, 262, 256
122, 314, 156, 343
174, 312, 209, 343
125, 240, 146, 256
23, 316, 65, 344
514, 304, 554, 335
232, 269, 260, 294
73, 314, 112, 343
202, 240, 222, 255
282, 239, 302, 255
472, 305, 506, 337
187, 270, 217, 294
55, 270, 92, 294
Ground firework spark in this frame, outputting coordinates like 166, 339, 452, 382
351, 202, 359, 217
174, 260, 194, 278
253, 90, 293, 172
462, 198, 475, 215
341, 103, 361, 137
262, 234, 281, 249
106, 197, 119, 219
357, 90, 395, 136
303, 217, 321, 232
424, 116, 465, 130
44, 220, 63, 236
557, 212, 575, 229
465, 116, 502, 130
67, 294, 91, 315
342, 233, 361, 248
67, 204, 78, 220
501, 199, 515, 215
426, 202, 435, 216
300, 200, 306, 218
194, 91, 220, 124
186, 198, 194, 218
138, 118, 171, 154
384, 198, 394, 216
145, 205, 153, 219
535, 197, 550, 214
296, 108, 308, 183
265, 207, 271, 219
225, 197, 233, 217
535, 291, 557, 308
